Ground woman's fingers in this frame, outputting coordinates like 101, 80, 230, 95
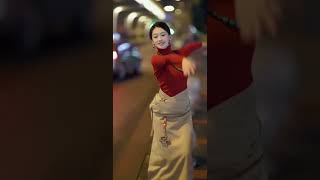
183, 67, 189, 76
188, 63, 196, 76
235, 0, 283, 42
190, 63, 196, 75
182, 58, 197, 76
183, 69, 187, 76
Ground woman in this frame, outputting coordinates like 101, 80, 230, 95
206, 1, 266, 179
147, 21, 203, 180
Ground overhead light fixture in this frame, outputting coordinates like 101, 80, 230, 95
175, 0, 181, 1
175, 9, 182, 15
127, 12, 139, 24
134, 0, 166, 20
126, 12, 140, 30
164, 5, 175, 12
113, 6, 128, 32
170, 28, 175, 35
138, 16, 147, 23
114, 7, 124, 14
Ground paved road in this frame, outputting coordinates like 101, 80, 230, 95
112, 42, 159, 180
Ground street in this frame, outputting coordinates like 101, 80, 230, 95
113, 41, 208, 180
113, 42, 158, 179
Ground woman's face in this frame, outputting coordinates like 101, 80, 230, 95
151, 27, 171, 49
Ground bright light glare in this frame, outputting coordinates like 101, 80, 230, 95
118, 43, 130, 52
113, 33, 121, 41
175, 9, 182, 15
134, 0, 166, 20
164, 5, 175, 12
114, 7, 124, 14
113, 51, 118, 60
170, 28, 175, 35
138, 16, 148, 23
127, 12, 139, 24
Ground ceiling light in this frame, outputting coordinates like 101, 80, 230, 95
170, 28, 175, 35
134, 0, 166, 20
127, 12, 139, 24
175, 9, 182, 15
164, 5, 175, 12
113, 7, 124, 14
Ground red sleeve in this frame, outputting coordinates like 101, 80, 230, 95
177, 42, 202, 57
207, 0, 255, 109
151, 54, 184, 71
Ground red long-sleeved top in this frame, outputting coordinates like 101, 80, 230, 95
207, 0, 255, 109
151, 42, 202, 97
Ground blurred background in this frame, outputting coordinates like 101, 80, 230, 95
112, 0, 207, 179
0, 0, 108, 59
0, 0, 112, 180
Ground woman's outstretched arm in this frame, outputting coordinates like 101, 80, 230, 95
177, 42, 203, 57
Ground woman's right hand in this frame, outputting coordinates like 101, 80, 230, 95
235, 0, 282, 42
182, 57, 196, 77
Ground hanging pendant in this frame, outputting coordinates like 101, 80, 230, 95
159, 116, 171, 147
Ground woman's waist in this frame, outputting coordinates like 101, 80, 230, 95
158, 87, 189, 100
150, 88, 191, 115
158, 83, 187, 97
154, 70, 187, 88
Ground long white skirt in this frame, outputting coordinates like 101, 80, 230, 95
208, 85, 267, 180
148, 89, 196, 180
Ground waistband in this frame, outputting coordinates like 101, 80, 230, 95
158, 88, 189, 101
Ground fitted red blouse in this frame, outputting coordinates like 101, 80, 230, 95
207, 0, 255, 109
151, 42, 202, 97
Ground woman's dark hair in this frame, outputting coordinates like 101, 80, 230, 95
149, 21, 171, 40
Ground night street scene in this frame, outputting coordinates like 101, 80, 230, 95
112, 0, 207, 180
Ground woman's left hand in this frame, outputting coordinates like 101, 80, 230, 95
182, 57, 196, 77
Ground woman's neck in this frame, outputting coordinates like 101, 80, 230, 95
157, 44, 172, 55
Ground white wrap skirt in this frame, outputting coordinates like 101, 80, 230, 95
148, 89, 196, 180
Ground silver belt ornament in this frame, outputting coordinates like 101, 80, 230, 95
159, 116, 171, 147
